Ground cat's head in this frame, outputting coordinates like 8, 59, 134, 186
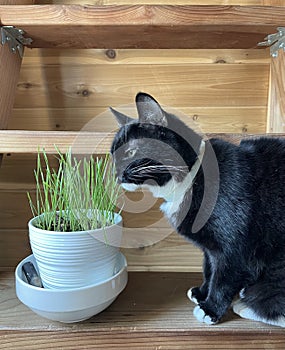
110, 92, 202, 195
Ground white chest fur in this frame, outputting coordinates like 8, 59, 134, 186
121, 140, 205, 227
158, 174, 193, 226
152, 157, 204, 227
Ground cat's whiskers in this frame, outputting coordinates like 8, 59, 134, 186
133, 165, 188, 175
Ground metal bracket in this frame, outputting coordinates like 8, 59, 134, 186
258, 27, 285, 58
0, 26, 33, 58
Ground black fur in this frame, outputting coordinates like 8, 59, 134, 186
110, 92, 285, 325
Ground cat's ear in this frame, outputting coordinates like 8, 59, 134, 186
136, 92, 167, 126
109, 107, 135, 127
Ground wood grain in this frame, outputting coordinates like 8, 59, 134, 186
1, 5, 285, 49
267, 51, 285, 133
0, 25, 22, 166
8, 107, 267, 134
13, 49, 268, 134
22, 48, 270, 65
0, 271, 284, 350
0, 271, 282, 332
0, 227, 203, 271
2, 331, 285, 350
35, 0, 285, 5
14, 64, 269, 108
0, 45, 22, 129
0, 131, 282, 154
0, 30, 23, 165
0, 130, 112, 154
0, 0, 34, 4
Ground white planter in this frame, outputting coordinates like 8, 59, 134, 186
28, 212, 122, 290
16, 253, 128, 323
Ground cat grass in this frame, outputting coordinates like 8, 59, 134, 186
27, 148, 121, 232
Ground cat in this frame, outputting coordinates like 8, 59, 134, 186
110, 92, 285, 328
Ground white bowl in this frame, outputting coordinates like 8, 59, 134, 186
15, 253, 128, 323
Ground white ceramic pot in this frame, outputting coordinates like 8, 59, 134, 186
28, 212, 122, 290
16, 254, 128, 323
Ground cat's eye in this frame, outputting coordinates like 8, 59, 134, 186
126, 149, 137, 158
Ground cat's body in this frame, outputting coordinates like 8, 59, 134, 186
110, 92, 285, 327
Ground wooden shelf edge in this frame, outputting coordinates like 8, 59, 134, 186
1, 5, 285, 49
0, 130, 113, 154
1, 130, 285, 154
0, 271, 283, 336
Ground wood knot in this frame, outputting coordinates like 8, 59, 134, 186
105, 49, 116, 59
17, 82, 34, 89
81, 89, 90, 97
77, 88, 91, 97
215, 59, 227, 64
192, 114, 199, 121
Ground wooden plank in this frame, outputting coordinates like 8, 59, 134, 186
22, 48, 270, 65
0, 35, 22, 128
14, 64, 269, 108
35, 0, 285, 5
0, 230, 31, 269
123, 233, 203, 272
0, 228, 203, 271
0, 131, 284, 154
1, 5, 285, 49
0, 130, 112, 154
0, 272, 283, 338
0, 0, 34, 4
0, 154, 59, 190
2, 330, 285, 350
0, 28, 23, 165
267, 51, 285, 133
8, 107, 267, 134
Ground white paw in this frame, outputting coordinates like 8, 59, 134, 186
193, 305, 216, 325
187, 288, 199, 305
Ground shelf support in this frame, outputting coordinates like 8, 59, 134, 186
259, 28, 285, 132
0, 28, 23, 165
267, 50, 285, 133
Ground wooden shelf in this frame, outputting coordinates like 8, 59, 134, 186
1, 3, 285, 349
0, 5, 285, 49
0, 130, 113, 154
1, 271, 284, 349
1, 131, 285, 154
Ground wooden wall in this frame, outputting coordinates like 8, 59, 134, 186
0, 0, 273, 270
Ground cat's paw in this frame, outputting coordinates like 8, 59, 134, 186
193, 304, 219, 325
187, 287, 204, 305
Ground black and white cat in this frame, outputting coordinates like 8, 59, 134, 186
110, 92, 285, 327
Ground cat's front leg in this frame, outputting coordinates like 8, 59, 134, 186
187, 252, 211, 305
193, 264, 242, 325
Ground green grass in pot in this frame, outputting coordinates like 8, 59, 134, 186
27, 149, 121, 232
